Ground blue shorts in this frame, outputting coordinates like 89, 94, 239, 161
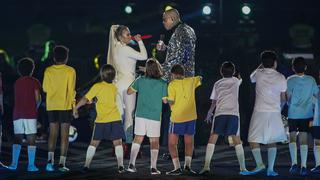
169, 120, 196, 135
92, 121, 125, 141
212, 115, 238, 136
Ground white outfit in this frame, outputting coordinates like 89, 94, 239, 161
210, 77, 242, 117
107, 25, 147, 143
13, 119, 37, 135
248, 68, 287, 144
134, 117, 161, 137
210, 77, 242, 136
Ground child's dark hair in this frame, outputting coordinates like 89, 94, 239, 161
220, 61, 235, 78
170, 64, 185, 76
54, 45, 69, 63
292, 57, 306, 73
115, 25, 129, 42
100, 64, 116, 83
260, 50, 277, 68
17, 58, 35, 76
145, 58, 163, 79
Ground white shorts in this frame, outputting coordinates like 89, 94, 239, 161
13, 119, 37, 135
248, 111, 287, 144
134, 117, 161, 137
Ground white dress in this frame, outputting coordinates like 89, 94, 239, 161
111, 41, 147, 143
248, 68, 287, 144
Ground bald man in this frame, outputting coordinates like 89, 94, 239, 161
157, 8, 196, 81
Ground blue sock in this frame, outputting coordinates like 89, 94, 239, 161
28, 146, 37, 167
11, 144, 21, 167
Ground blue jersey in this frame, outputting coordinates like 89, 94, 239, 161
287, 75, 318, 119
313, 86, 320, 126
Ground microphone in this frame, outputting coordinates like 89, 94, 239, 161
131, 35, 153, 40
157, 34, 165, 51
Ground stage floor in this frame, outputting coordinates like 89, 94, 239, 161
0, 141, 319, 179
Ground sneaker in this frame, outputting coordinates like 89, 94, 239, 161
27, 165, 39, 172
166, 168, 183, 176
300, 167, 308, 176
311, 165, 320, 174
127, 164, 137, 173
150, 168, 161, 175
0, 162, 8, 170
267, 170, 279, 177
199, 168, 210, 175
239, 169, 252, 176
250, 165, 266, 175
46, 163, 55, 172
58, 164, 70, 172
81, 167, 89, 173
118, 166, 125, 174
289, 164, 299, 175
7, 164, 17, 170
184, 166, 197, 175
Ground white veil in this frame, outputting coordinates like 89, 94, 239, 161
107, 25, 119, 68
106, 25, 125, 118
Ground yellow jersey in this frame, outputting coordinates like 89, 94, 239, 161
43, 64, 76, 111
85, 81, 121, 123
167, 76, 201, 123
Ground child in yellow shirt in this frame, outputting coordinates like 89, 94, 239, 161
166, 64, 201, 176
43, 45, 76, 172
73, 64, 125, 174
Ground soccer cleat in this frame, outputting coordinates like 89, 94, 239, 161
311, 166, 320, 174
58, 164, 70, 172
46, 163, 55, 172
199, 168, 210, 175
166, 168, 183, 176
289, 164, 299, 175
118, 166, 125, 174
184, 166, 197, 175
250, 165, 266, 175
239, 169, 252, 176
27, 165, 39, 172
267, 170, 279, 177
127, 164, 137, 173
0, 162, 8, 170
300, 167, 308, 176
150, 168, 161, 175
7, 164, 18, 171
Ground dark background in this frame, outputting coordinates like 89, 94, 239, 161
1, 0, 320, 145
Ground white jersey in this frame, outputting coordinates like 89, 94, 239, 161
210, 77, 241, 117
250, 68, 287, 112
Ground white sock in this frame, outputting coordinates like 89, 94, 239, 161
252, 148, 264, 168
172, 158, 181, 170
48, 152, 54, 164
115, 145, 124, 167
235, 144, 246, 171
27, 146, 37, 167
314, 145, 320, 167
84, 145, 96, 168
184, 156, 192, 168
267, 147, 277, 172
204, 143, 215, 170
59, 156, 66, 166
11, 144, 21, 167
300, 145, 308, 168
129, 143, 140, 166
150, 149, 159, 169
289, 142, 297, 165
